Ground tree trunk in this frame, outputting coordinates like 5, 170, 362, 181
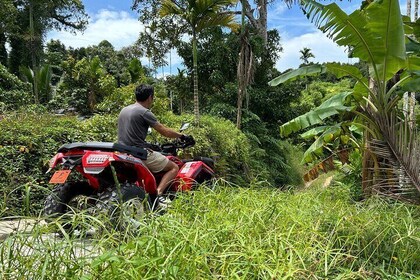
409, 92, 416, 129
88, 89, 96, 112
236, 89, 244, 129
0, 32, 7, 66
192, 31, 199, 125
237, 0, 246, 129
236, 34, 253, 129
242, 0, 268, 47
236, 0, 255, 129
257, 0, 267, 44
408, 0, 412, 18
405, 0, 417, 129
29, 1, 39, 104
362, 77, 377, 196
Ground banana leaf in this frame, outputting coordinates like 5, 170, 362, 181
401, 77, 420, 92
269, 63, 369, 96
268, 64, 325, 86
302, 124, 342, 163
406, 36, 420, 54
279, 91, 353, 137
301, 0, 406, 82
300, 126, 328, 139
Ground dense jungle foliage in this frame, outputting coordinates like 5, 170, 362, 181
0, 64, 307, 216
0, 25, 312, 216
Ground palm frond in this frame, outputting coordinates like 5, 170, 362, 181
160, 0, 183, 17
19, 66, 34, 84
196, 13, 238, 32
194, 0, 238, 12
366, 110, 420, 203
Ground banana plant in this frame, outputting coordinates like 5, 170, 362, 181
270, 0, 420, 201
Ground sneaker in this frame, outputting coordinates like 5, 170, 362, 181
156, 195, 171, 209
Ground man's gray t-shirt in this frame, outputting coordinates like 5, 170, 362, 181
117, 103, 158, 147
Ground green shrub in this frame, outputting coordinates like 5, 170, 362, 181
0, 63, 32, 112
96, 84, 136, 113
97, 80, 170, 115
49, 56, 118, 115
144, 112, 252, 182
338, 149, 363, 201
0, 112, 84, 216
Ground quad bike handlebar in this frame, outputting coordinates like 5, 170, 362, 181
149, 135, 196, 156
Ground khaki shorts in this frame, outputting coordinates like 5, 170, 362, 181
143, 150, 169, 173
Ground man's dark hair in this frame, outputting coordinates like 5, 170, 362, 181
135, 84, 154, 102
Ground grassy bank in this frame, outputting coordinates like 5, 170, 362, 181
1, 179, 420, 279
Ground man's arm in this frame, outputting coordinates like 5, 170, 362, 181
152, 123, 183, 138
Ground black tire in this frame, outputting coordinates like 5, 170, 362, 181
97, 183, 151, 231
43, 181, 93, 217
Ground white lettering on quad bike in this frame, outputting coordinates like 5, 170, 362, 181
86, 155, 110, 164
180, 162, 194, 174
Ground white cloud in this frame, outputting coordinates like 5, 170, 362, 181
46, 10, 143, 50
276, 30, 356, 72
267, 2, 288, 23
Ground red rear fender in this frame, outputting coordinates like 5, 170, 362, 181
48, 153, 64, 169
114, 153, 157, 194
173, 161, 215, 191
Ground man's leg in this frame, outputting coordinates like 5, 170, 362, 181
157, 160, 179, 195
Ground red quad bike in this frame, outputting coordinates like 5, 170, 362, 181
43, 125, 215, 228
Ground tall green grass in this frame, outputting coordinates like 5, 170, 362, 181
1, 180, 420, 279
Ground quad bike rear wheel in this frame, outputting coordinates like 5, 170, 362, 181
96, 183, 151, 231
43, 181, 96, 234
43, 181, 94, 217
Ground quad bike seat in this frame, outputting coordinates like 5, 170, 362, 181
58, 142, 148, 160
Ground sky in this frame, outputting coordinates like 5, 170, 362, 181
46, 0, 409, 76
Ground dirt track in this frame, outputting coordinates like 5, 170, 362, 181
0, 219, 46, 240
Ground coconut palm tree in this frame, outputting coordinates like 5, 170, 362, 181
299, 47, 315, 65
160, 0, 239, 124
269, 0, 420, 202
